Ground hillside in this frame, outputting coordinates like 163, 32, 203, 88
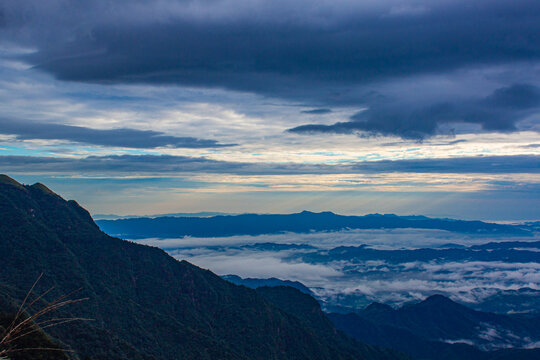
0, 175, 404, 360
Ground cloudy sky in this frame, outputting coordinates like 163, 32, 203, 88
1, 0, 539, 220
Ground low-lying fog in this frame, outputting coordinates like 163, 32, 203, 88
134, 229, 540, 313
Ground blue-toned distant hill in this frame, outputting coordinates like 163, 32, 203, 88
96, 211, 530, 239
329, 295, 540, 360
300, 243, 540, 264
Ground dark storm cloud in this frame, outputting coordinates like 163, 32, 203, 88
289, 84, 540, 140
2, 0, 540, 140
0, 154, 537, 175
0, 118, 233, 148
483, 83, 540, 109
2, 0, 539, 101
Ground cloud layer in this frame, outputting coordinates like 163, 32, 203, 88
289, 84, 540, 140
3, 1, 539, 94
134, 229, 540, 313
0, 154, 537, 175
0, 117, 232, 148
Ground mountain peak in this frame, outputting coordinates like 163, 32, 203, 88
0, 174, 25, 190
299, 210, 336, 215
364, 302, 394, 313
422, 294, 456, 305
410, 294, 467, 312
30, 182, 59, 196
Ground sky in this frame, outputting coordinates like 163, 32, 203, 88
0, 0, 539, 220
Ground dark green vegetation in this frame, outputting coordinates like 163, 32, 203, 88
256, 286, 387, 358
0, 175, 405, 360
329, 295, 540, 360
96, 211, 529, 239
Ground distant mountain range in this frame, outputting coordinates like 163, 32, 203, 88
96, 211, 531, 239
0, 174, 403, 360
300, 242, 540, 264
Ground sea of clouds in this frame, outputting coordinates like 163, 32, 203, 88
134, 229, 540, 311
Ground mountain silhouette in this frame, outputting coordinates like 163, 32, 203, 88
96, 210, 528, 239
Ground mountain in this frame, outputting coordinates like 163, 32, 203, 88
470, 240, 540, 250
329, 295, 540, 360
300, 244, 540, 264
0, 175, 404, 360
96, 211, 529, 239
223, 275, 314, 295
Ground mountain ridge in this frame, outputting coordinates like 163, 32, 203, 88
96, 210, 529, 239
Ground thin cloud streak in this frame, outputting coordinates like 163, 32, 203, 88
0, 117, 234, 148
0, 154, 538, 175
